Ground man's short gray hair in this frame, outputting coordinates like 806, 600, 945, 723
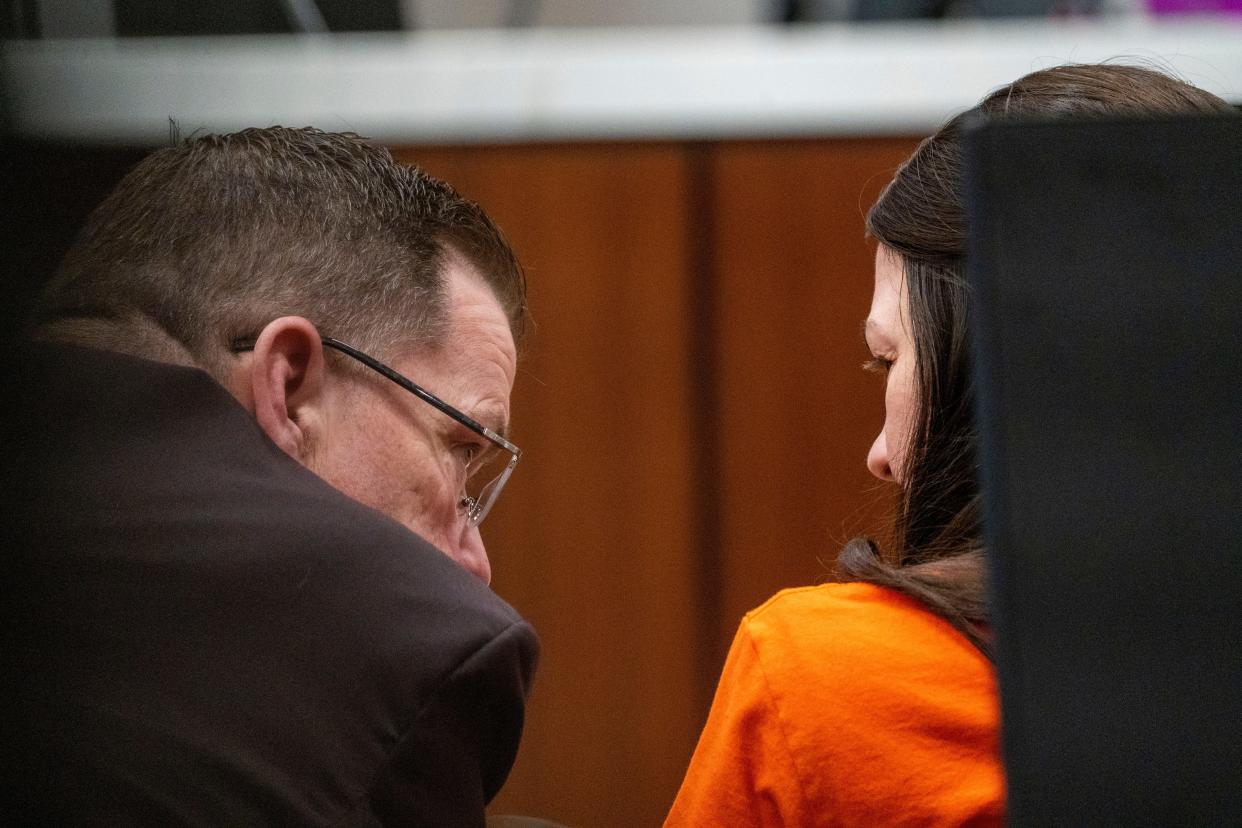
36, 126, 526, 376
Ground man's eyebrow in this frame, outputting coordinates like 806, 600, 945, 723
470, 404, 509, 441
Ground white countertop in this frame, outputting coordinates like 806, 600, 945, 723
5, 18, 1241, 144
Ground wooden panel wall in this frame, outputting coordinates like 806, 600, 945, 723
396, 145, 703, 828
394, 137, 920, 828
710, 139, 921, 662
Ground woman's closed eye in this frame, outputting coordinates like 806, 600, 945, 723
863, 356, 894, 375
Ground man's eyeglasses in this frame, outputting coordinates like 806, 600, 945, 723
232, 336, 520, 527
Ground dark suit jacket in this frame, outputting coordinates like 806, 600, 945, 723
1, 343, 538, 827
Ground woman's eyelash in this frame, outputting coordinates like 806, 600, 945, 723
862, 356, 893, 375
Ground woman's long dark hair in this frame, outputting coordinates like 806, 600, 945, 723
839, 64, 1235, 656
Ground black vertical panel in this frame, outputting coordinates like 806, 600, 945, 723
0, 0, 40, 37
967, 114, 1242, 825
314, 0, 401, 30
113, 0, 400, 35
115, 0, 291, 35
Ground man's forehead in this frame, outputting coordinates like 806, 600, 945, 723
443, 268, 518, 373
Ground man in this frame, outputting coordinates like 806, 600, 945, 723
1, 127, 537, 826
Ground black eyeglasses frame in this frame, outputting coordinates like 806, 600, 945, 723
231, 335, 520, 526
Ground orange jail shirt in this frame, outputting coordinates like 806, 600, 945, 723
665, 582, 1004, 827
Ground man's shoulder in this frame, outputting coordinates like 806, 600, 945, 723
3, 340, 537, 824
4, 338, 528, 637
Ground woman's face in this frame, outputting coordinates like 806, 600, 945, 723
864, 245, 918, 486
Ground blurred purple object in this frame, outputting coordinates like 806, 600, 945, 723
1148, 0, 1242, 12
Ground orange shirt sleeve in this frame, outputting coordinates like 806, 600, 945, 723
664, 618, 809, 827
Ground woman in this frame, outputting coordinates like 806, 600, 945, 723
665, 64, 1234, 826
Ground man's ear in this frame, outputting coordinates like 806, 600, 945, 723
247, 316, 327, 460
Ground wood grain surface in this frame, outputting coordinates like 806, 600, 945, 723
394, 136, 920, 828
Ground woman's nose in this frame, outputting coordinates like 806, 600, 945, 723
867, 430, 895, 483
